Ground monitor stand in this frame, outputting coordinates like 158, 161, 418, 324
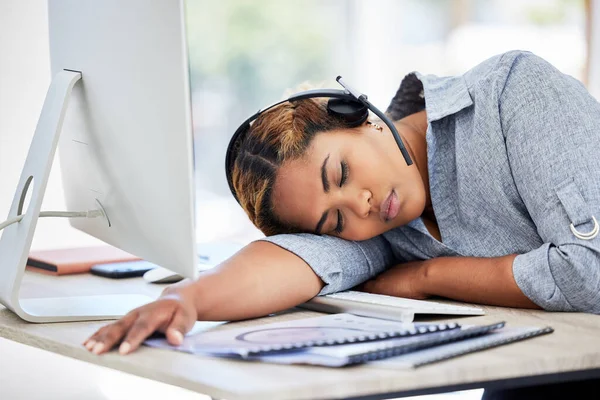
0, 70, 153, 323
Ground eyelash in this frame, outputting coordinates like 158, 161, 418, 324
339, 161, 349, 187
334, 210, 344, 234
334, 161, 348, 234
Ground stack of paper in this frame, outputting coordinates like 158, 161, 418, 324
144, 313, 552, 368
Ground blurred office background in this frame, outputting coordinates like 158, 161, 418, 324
1, 0, 594, 252
0, 1, 598, 399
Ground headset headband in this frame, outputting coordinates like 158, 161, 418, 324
225, 76, 413, 203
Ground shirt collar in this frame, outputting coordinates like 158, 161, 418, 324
414, 72, 473, 122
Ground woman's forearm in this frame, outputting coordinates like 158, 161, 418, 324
421, 254, 541, 309
175, 241, 324, 321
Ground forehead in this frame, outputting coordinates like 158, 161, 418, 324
271, 134, 338, 230
272, 155, 323, 231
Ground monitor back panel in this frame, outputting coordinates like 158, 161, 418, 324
48, 0, 197, 277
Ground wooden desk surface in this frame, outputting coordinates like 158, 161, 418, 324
1, 271, 599, 400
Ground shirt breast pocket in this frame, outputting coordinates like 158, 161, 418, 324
551, 177, 599, 241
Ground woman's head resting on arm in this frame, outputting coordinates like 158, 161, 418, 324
231, 93, 430, 241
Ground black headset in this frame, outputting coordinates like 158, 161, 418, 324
225, 76, 413, 203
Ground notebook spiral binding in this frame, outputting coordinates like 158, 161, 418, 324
346, 324, 554, 367
346, 322, 506, 365
241, 321, 462, 357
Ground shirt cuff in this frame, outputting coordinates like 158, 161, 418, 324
512, 243, 574, 311
258, 235, 343, 295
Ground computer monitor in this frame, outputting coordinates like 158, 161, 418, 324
0, 0, 198, 322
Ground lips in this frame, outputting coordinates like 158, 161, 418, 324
380, 190, 400, 222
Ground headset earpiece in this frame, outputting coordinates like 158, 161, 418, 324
326, 98, 369, 128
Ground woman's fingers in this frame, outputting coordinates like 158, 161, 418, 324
83, 291, 197, 355
119, 302, 179, 354
165, 307, 195, 346
83, 311, 138, 355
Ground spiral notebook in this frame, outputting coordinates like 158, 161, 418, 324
252, 323, 553, 367
144, 313, 462, 358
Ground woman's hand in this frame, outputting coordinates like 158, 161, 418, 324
83, 284, 198, 356
355, 260, 430, 299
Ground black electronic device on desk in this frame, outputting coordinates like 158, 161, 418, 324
90, 260, 157, 279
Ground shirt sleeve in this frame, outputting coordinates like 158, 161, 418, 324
258, 233, 396, 295
500, 51, 600, 313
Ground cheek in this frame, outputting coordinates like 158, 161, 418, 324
348, 140, 396, 183
339, 216, 385, 241
349, 144, 379, 171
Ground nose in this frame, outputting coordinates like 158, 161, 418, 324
350, 189, 372, 218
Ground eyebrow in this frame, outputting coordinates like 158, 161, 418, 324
315, 210, 328, 235
315, 154, 331, 234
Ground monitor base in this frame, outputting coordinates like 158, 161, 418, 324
17, 294, 155, 323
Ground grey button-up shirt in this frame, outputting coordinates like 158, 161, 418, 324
261, 50, 600, 313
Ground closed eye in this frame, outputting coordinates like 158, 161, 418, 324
340, 160, 348, 186
334, 161, 348, 234
334, 210, 344, 234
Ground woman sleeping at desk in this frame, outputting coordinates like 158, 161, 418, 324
84, 50, 600, 357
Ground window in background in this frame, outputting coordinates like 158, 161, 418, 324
185, 0, 587, 245
185, 0, 355, 243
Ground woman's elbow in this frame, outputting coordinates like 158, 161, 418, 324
550, 243, 600, 313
